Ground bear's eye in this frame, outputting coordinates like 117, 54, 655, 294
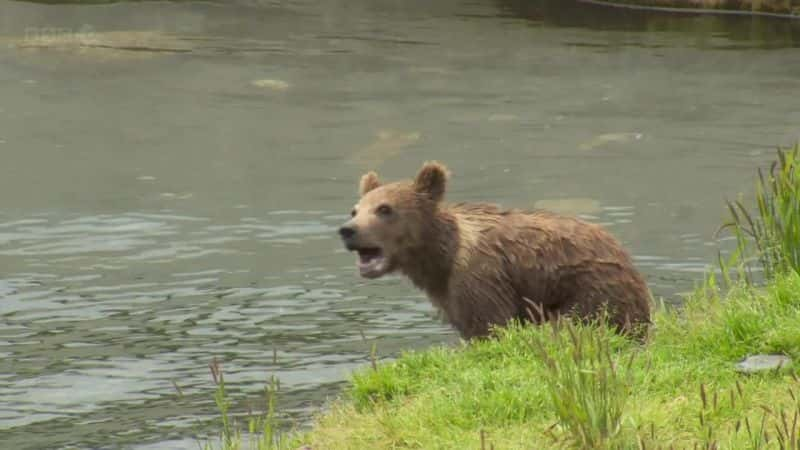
376, 204, 393, 216
350, 209, 357, 218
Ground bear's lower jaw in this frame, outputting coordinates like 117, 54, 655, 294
357, 248, 388, 278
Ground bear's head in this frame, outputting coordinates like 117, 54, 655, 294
339, 161, 449, 279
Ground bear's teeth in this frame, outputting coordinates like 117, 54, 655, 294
358, 254, 387, 278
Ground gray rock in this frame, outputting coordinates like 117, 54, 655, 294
735, 354, 792, 374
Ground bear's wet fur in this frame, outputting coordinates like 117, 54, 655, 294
339, 162, 651, 339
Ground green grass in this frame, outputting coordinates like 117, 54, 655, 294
529, 320, 636, 449
200, 358, 290, 450
301, 273, 800, 449
719, 144, 800, 283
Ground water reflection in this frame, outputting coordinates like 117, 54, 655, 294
499, 0, 800, 49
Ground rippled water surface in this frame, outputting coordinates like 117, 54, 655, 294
1, 0, 799, 448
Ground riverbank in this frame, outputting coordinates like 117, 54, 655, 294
300, 273, 800, 449
585, 0, 800, 15
12, 0, 800, 15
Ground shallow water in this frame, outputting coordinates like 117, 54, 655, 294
0, 0, 799, 448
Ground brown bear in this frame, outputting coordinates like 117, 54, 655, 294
338, 161, 651, 339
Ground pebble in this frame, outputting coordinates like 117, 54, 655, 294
734, 354, 792, 374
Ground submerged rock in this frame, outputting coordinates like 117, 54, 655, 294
347, 129, 421, 169
734, 354, 792, 374
250, 79, 290, 91
3, 30, 192, 60
579, 132, 643, 151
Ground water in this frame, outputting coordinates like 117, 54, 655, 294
0, 0, 799, 448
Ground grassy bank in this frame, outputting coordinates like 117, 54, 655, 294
203, 145, 800, 449
303, 273, 800, 449
205, 273, 800, 449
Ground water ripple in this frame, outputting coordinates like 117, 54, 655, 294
0, 210, 452, 449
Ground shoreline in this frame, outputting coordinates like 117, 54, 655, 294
580, 0, 800, 17
298, 274, 800, 449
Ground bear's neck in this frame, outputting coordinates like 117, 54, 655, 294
400, 209, 459, 298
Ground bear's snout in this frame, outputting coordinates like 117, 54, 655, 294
338, 226, 356, 240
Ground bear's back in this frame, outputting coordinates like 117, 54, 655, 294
443, 203, 650, 338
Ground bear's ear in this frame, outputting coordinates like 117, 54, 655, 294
359, 171, 381, 196
413, 161, 449, 202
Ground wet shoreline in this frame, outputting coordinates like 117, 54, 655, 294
581, 0, 800, 18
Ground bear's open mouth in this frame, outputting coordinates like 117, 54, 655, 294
356, 247, 387, 278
